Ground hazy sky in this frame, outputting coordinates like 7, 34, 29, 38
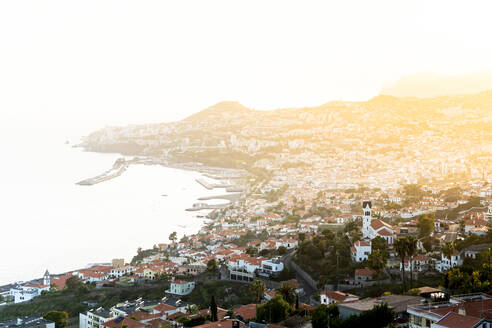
1, 0, 492, 133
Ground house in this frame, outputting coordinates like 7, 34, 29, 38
0, 316, 55, 328
233, 304, 257, 321
436, 251, 463, 272
354, 268, 374, 282
258, 258, 284, 278
351, 240, 371, 263
110, 266, 135, 278
319, 290, 359, 305
462, 244, 492, 259
400, 255, 433, 273
166, 280, 195, 296
79, 308, 116, 328
407, 293, 492, 328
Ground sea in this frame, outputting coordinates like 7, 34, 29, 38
0, 126, 226, 286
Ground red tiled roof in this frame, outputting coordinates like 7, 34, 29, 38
154, 304, 177, 313
234, 304, 257, 320
103, 317, 146, 328
355, 268, 374, 276
435, 312, 482, 328
194, 319, 243, 328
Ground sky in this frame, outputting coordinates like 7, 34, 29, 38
1, 0, 492, 134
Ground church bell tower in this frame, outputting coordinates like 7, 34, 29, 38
362, 201, 372, 239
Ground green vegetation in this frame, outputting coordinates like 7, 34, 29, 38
249, 280, 266, 304
417, 214, 435, 238
43, 311, 68, 328
256, 295, 290, 323
210, 295, 218, 322
294, 229, 353, 285
311, 304, 339, 328
0, 281, 171, 321
329, 303, 394, 328
184, 281, 255, 309
444, 248, 492, 293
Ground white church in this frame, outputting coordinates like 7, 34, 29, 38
351, 201, 396, 263
10, 270, 51, 303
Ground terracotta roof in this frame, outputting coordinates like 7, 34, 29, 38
355, 240, 371, 247
194, 319, 243, 328
103, 317, 146, 328
320, 290, 358, 303
377, 228, 394, 236
234, 304, 257, 320
435, 312, 482, 328
371, 219, 393, 231
355, 268, 374, 276
154, 304, 177, 313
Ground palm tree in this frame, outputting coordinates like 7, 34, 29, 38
394, 237, 408, 292
406, 236, 418, 289
249, 280, 266, 304
277, 281, 296, 305
442, 242, 455, 269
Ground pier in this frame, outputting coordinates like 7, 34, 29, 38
185, 202, 229, 211
76, 158, 128, 186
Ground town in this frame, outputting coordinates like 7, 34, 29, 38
1, 94, 492, 328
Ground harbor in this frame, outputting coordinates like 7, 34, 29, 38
76, 158, 129, 185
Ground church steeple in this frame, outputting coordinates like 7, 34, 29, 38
43, 270, 50, 286
362, 201, 372, 239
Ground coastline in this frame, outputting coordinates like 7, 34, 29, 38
0, 146, 238, 286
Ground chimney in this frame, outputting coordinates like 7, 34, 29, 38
459, 304, 466, 316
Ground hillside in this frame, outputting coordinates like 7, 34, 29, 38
81, 91, 492, 183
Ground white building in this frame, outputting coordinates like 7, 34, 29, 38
351, 240, 371, 263
166, 280, 195, 296
258, 258, 284, 278
362, 201, 395, 244
79, 308, 116, 328
9, 271, 50, 303
320, 290, 359, 305
110, 266, 135, 278
435, 251, 463, 272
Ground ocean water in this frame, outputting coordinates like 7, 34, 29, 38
0, 130, 225, 285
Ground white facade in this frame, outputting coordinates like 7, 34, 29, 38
110, 266, 135, 278
9, 284, 49, 304
79, 308, 116, 328
351, 240, 371, 263
259, 258, 284, 277
166, 281, 195, 295
435, 253, 463, 272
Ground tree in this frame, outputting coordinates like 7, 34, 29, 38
442, 242, 455, 265
312, 304, 339, 328
256, 295, 290, 323
277, 246, 288, 255
44, 311, 68, 328
394, 238, 408, 292
207, 259, 218, 272
277, 281, 296, 305
65, 276, 85, 291
169, 231, 177, 244
417, 214, 435, 238
367, 250, 386, 277
249, 280, 266, 304
210, 295, 218, 322
406, 236, 418, 289
371, 236, 389, 259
